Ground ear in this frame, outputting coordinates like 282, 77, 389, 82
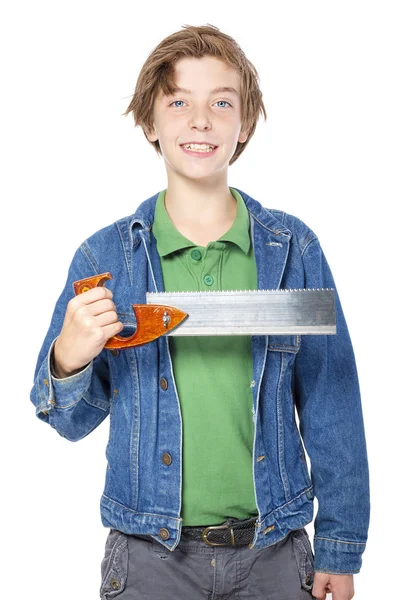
144, 123, 158, 143
238, 126, 251, 144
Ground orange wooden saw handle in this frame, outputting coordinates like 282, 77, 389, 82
72, 272, 187, 349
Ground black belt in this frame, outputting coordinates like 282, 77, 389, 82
180, 516, 258, 547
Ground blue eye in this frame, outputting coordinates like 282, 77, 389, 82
170, 100, 232, 108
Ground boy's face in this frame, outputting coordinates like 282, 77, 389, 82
146, 56, 250, 183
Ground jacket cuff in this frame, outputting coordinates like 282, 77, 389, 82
314, 536, 367, 574
34, 337, 93, 420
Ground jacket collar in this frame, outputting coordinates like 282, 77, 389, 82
127, 186, 292, 246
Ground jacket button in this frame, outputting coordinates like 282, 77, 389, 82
263, 525, 275, 534
158, 528, 170, 540
110, 579, 121, 590
162, 453, 172, 466
111, 349, 119, 357
160, 378, 168, 390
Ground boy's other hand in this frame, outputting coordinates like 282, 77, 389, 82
312, 572, 355, 599
53, 286, 124, 377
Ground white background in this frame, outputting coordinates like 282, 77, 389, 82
1, 1, 398, 598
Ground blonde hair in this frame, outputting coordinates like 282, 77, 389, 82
122, 24, 267, 165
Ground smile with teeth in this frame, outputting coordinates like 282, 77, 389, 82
181, 143, 216, 153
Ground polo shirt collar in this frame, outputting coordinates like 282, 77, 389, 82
152, 187, 251, 257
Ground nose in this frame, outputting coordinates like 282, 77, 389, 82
189, 106, 212, 131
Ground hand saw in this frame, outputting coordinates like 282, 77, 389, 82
73, 272, 336, 350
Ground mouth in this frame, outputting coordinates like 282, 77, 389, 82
179, 143, 219, 157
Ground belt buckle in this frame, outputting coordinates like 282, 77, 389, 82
201, 522, 236, 547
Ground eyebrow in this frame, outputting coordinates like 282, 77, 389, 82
169, 86, 239, 97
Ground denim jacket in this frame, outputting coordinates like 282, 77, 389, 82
30, 187, 370, 574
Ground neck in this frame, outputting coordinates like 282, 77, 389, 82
164, 178, 236, 228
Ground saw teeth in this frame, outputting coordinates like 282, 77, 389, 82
147, 287, 334, 296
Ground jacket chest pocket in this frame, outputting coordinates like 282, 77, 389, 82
267, 335, 300, 354
117, 311, 137, 335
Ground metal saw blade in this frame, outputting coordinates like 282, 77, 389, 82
146, 288, 336, 335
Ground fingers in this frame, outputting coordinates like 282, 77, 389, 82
72, 285, 114, 307
85, 298, 117, 318
78, 292, 124, 340
68, 287, 118, 319
102, 321, 125, 340
312, 572, 354, 600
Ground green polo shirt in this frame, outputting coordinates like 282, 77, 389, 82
151, 187, 259, 525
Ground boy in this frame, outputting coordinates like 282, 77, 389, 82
30, 24, 370, 600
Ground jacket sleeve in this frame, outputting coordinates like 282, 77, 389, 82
293, 237, 370, 574
30, 245, 111, 442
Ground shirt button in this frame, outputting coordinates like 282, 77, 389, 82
160, 378, 168, 390
204, 275, 214, 286
159, 528, 170, 540
111, 349, 119, 357
191, 249, 202, 261
162, 453, 172, 466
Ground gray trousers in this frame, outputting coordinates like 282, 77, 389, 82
99, 527, 315, 599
